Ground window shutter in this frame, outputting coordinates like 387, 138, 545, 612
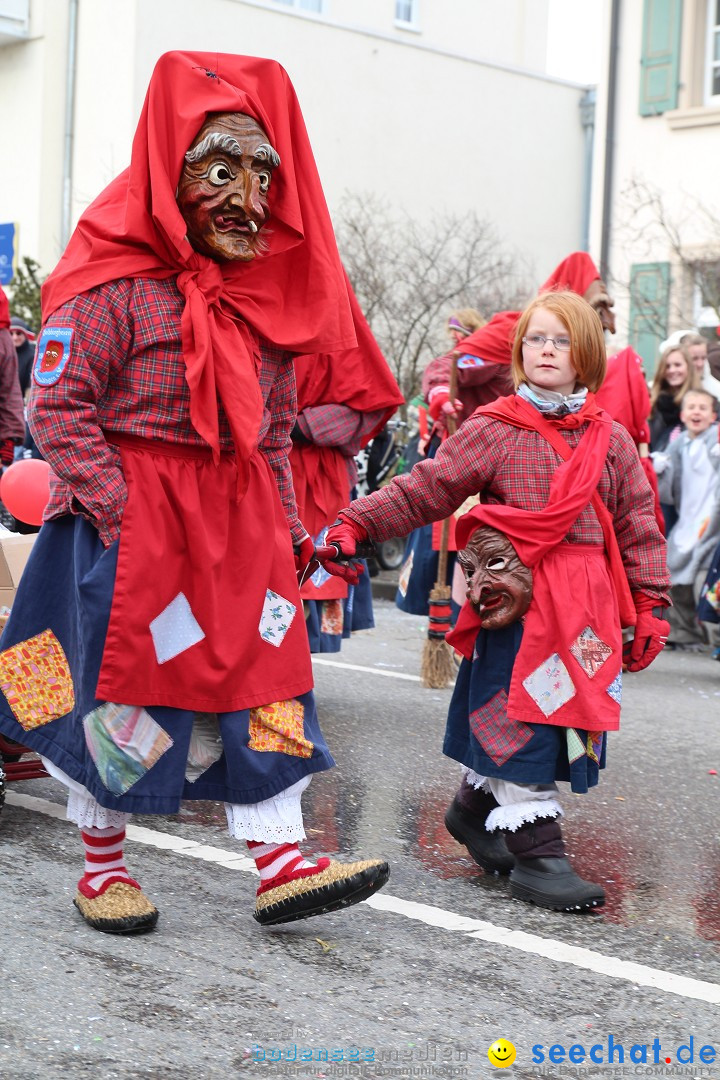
639, 0, 683, 115
628, 262, 671, 375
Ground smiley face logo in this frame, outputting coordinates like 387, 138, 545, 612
488, 1039, 516, 1068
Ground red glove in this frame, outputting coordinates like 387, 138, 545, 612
428, 390, 462, 423
293, 534, 316, 577
622, 593, 670, 672
320, 516, 370, 585
0, 439, 15, 468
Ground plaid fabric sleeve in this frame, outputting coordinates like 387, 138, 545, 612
259, 348, 305, 543
299, 404, 386, 458
342, 415, 498, 540
27, 285, 133, 547
609, 422, 671, 604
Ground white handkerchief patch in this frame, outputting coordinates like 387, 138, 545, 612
522, 653, 576, 717
150, 592, 206, 665
259, 590, 297, 647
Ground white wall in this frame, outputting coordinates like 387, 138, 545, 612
0, 0, 589, 290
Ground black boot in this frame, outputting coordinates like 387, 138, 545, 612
444, 781, 514, 875
506, 817, 604, 913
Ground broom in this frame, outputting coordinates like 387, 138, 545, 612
420, 353, 459, 689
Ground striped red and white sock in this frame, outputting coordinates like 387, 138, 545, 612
78, 826, 141, 899
247, 841, 330, 896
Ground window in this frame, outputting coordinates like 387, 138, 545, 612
272, 0, 324, 12
706, 0, 720, 101
395, 0, 418, 27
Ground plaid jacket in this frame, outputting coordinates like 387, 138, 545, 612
28, 277, 303, 546
344, 409, 670, 603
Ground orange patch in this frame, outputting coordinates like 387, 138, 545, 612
320, 598, 344, 636
0, 629, 75, 731
248, 699, 313, 758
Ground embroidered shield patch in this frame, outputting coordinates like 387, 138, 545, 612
33, 328, 74, 387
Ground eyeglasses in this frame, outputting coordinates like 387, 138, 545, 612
522, 334, 572, 352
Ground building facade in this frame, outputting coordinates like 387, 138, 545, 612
0, 0, 594, 294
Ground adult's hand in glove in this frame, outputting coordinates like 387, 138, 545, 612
622, 594, 670, 672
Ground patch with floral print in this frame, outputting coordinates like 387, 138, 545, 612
606, 671, 622, 704
469, 688, 532, 766
522, 653, 576, 717
248, 699, 313, 758
83, 702, 173, 795
0, 629, 74, 730
259, 590, 296, 647
320, 598, 344, 636
569, 625, 613, 678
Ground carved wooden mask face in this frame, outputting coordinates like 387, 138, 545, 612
458, 526, 533, 629
584, 278, 616, 334
177, 112, 279, 261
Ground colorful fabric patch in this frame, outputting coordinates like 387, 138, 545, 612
320, 598, 344, 636
248, 699, 313, 758
33, 327, 73, 387
566, 728, 586, 764
469, 689, 532, 766
83, 702, 173, 795
569, 625, 613, 678
0, 629, 74, 731
456, 354, 486, 369
586, 731, 604, 764
606, 671, 622, 704
397, 550, 413, 598
149, 592, 205, 664
186, 711, 223, 782
259, 590, 296, 647
522, 653, 576, 717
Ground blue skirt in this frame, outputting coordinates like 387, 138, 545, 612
0, 516, 334, 813
305, 563, 374, 653
395, 524, 459, 618
443, 624, 606, 795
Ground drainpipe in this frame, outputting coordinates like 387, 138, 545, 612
600, 0, 620, 281
579, 87, 596, 253
61, 0, 79, 251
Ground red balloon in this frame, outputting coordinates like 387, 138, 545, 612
0, 459, 53, 526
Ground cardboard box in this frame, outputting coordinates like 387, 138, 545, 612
0, 533, 37, 610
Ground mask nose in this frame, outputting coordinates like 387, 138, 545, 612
227, 170, 265, 222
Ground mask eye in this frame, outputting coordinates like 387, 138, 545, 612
258, 170, 271, 193
207, 161, 235, 186
487, 557, 508, 571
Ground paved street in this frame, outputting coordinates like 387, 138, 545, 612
2, 598, 720, 1080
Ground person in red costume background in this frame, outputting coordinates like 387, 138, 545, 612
326, 291, 669, 914
0, 52, 389, 934
0, 286, 28, 475
291, 288, 403, 652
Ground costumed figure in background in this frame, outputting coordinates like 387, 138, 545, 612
291, 288, 403, 652
0, 51, 389, 934
0, 289, 28, 517
396, 308, 489, 620
326, 291, 669, 912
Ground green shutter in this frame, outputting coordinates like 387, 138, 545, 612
639, 0, 682, 115
628, 262, 671, 375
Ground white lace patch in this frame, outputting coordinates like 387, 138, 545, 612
150, 592, 205, 664
259, 590, 296, 647
186, 711, 223, 782
569, 625, 613, 678
522, 653, 576, 717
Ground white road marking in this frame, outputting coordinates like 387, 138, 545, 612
7, 790, 719, 1005
312, 657, 421, 682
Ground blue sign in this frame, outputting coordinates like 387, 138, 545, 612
0, 223, 17, 285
